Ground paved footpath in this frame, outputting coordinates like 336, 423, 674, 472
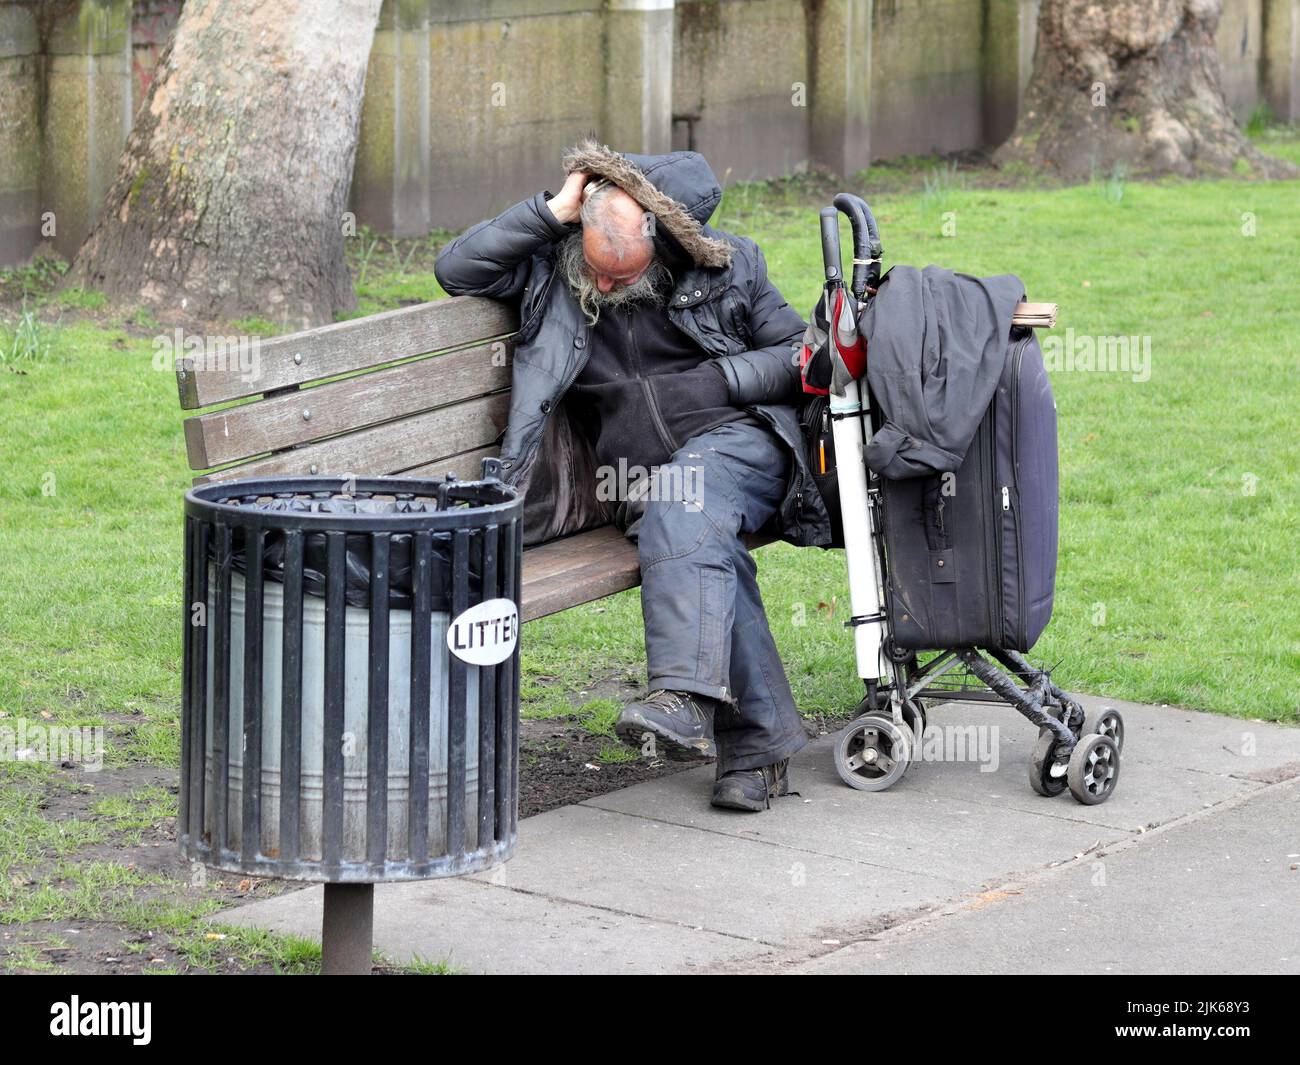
220, 694, 1300, 974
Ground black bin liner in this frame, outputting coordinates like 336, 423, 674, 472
207, 493, 486, 612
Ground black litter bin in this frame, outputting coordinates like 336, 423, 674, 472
179, 461, 522, 971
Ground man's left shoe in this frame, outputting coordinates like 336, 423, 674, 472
711, 759, 790, 812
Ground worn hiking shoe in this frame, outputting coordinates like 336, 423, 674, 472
711, 759, 791, 812
615, 689, 718, 761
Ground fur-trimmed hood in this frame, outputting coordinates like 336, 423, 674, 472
561, 138, 733, 269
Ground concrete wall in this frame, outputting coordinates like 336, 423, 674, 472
1219, 0, 1265, 120
869, 0, 984, 158
672, 0, 810, 181
353, 0, 612, 237
0, 2, 44, 264
3, 0, 1297, 266
1, 0, 137, 263
42, 0, 134, 260
1262, 0, 1300, 123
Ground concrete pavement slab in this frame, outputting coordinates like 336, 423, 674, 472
584, 742, 1134, 884
862, 694, 1288, 832
461, 803, 962, 948
216, 699, 1300, 973
218, 874, 776, 974
789, 779, 1300, 975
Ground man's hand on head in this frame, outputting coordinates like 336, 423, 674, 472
545, 170, 592, 225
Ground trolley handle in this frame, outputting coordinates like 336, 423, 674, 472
832, 193, 883, 299
819, 207, 843, 285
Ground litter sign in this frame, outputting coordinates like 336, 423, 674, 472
447, 598, 519, 666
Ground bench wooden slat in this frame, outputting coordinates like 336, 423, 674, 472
176, 297, 518, 409
182, 343, 510, 470
521, 528, 777, 623
401, 445, 501, 482
195, 392, 509, 485
173, 293, 782, 629
520, 523, 627, 584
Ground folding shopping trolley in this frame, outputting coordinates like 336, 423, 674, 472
800, 194, 1123, 805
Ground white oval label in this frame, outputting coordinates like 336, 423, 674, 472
447, 597, 519, 666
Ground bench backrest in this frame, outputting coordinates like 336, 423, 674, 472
175, 297, 518, 485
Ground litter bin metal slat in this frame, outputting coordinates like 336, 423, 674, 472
507, 518, 521, 836
242, 528, 266, 864
408, 530, 433, 865
477, 524, 499, 847
322, 530, 347, 870
279, 529, 305, 864
212, 523, 233, 858
187, 519, 210, 846
180, 518, 196, 844
498, 518, 519, 838
446, 527, 471, 859
367, 532, 391, 870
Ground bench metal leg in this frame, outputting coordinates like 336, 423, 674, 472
321, 882, 373, 975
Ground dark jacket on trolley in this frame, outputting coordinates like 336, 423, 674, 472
433, 138, 833, 549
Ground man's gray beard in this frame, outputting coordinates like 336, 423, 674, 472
557, 231, 673, 326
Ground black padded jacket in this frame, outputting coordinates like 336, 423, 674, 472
434, 148, 833, 548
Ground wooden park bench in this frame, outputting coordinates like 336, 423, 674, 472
174, 296, 774, 623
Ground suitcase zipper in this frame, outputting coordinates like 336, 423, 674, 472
983, 414, 1002, 645
1008, 336, 1029, 649
1000, 481, 1027, 648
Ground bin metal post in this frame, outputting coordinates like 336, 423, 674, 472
321, 883, 374, 975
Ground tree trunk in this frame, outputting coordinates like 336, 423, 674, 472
996, 0, 1296, 180
63, 0, 384, 328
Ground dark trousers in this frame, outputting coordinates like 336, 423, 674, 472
622, 421, 809, 774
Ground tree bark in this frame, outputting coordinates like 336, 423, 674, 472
996, 0, 1296, 180
63, 0, 384, 328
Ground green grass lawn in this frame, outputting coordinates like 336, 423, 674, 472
3, 140, 1298, 738
6, 139, 1300, 733
530, 138, 1300, 726
0, 135, 1297, 969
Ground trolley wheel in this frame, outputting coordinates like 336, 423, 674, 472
1067, 733, 1120, 805
1085, 706, 1125, 754
1028, 728, 1068, 797
852, 695, 923, 737
853, 690, 888, 716
886, 641, 916, 665
835, 714, 912, 792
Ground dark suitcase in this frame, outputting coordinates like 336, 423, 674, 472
880, 326, 1059, 652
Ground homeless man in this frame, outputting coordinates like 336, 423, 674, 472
434, 140, 832, 812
